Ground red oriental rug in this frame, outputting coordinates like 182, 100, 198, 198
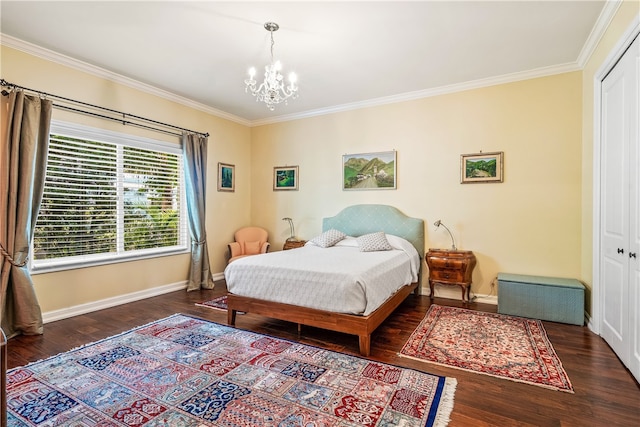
399, 305, 573, 392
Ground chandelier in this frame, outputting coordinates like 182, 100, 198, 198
245, 22, 298, 110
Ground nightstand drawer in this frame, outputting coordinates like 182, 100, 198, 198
431, 269, 465, 282
428, 257, 467, 270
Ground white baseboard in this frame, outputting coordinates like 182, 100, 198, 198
423, 286, 498, 305
586, 311, 595, 332
42, 276, 497, 324
42, 281, 188, 324
473, 294, 499, 305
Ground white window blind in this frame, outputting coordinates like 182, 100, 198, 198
32, 122, 187, 272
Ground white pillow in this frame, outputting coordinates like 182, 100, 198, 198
385, 234, 414, 252
334, 236, 358, 247
357, 231, 392, 252
309, 229, 346, 248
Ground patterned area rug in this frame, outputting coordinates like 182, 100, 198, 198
196, 295, 231, 311
196, 295, 244, 315
8, 314, 457, 426
399, 305, 573, 393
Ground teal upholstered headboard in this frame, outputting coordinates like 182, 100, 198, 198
322, 204, 425, 259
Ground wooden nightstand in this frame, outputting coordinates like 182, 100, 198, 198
425, 249, 477, 302
283, 239, 306, 250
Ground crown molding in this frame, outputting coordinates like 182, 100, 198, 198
576, 0, 623, 68
1, 34, 251, 127
247, 1, 625, 127
251, 61, 581, 127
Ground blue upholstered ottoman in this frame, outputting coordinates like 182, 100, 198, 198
497, 273, 585, 326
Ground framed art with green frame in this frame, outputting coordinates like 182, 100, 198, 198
273, 166, 299, 191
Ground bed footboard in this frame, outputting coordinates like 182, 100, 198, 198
226, 282, 418, 356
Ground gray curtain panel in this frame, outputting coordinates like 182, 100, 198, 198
1, 91, 52, 338
182, 133, 214, 291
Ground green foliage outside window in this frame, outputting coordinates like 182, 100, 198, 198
34, 134, 182, 262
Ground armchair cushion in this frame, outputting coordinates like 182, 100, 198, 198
244, 240, 262, 255
228, 241, 243, 259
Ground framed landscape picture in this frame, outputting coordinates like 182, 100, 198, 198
343, 150, 396, 190
461, 152, 504, 183
217, 162, 235, 192
273, 166, 299, 191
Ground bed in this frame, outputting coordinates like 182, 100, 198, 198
224, 204, 424, 356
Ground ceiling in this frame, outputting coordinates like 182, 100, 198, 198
1, 1, 609, 125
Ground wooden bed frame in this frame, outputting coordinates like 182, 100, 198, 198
226, 204, 425, 356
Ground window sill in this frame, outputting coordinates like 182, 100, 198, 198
30, 248, 190, 275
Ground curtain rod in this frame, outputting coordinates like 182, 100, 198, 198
0, 78, 209, 138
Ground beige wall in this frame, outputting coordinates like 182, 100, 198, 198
251, 72, 583, 296
1, 46, 252, 314
3, 0, 638, 316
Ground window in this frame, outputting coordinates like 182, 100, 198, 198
32, 121, 188, 272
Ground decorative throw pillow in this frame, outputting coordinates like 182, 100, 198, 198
357, 232, 393, 252
309, 229, 346, 248
244, 240, 261, 255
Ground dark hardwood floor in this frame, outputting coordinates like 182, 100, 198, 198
6, 281, 640, 426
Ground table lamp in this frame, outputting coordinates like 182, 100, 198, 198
434, 219, 457, 250
282, 217, 295, 241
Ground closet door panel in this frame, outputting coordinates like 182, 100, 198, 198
602, 258, 626, 343
628, 36, 639, 380
601, 62, 630, 359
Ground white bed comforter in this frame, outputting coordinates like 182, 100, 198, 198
224, 234, 420, 316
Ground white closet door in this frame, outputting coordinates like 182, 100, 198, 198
600, 35, 639, 381
601, 57, 630, 362
628, 36, 639, 380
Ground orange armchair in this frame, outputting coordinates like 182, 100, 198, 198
227, 226, 270, 263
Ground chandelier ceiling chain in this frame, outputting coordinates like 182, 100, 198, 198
244, 22, 298, 111
268, 23, 276, 63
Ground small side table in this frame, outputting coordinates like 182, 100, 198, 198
283, 239, 306, 250
425, 249, 477, 302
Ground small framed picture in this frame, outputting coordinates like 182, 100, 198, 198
273, 166, 299, 191
461, 152, 504, 183
217, 162, 235, 192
